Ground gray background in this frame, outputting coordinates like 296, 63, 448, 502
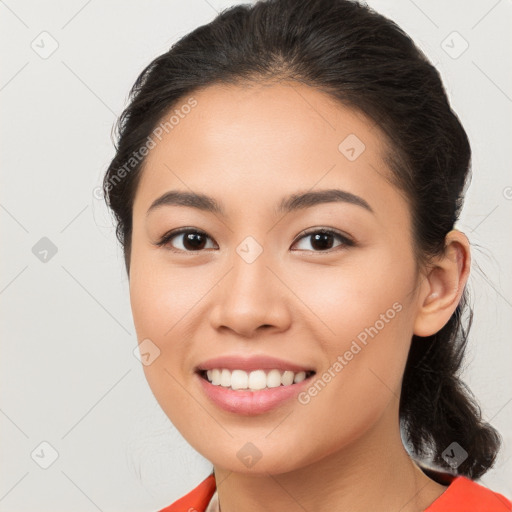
1, 0, 511, 510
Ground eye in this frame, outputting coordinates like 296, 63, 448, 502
156, 228, 217, 252
155, 227, 354, 253
291, 228, 354, 252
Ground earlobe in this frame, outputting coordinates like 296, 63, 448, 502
413, 230, 471, 337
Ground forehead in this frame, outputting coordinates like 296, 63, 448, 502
133, 81, 404, 221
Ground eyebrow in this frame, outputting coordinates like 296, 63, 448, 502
146, 188, 373, 216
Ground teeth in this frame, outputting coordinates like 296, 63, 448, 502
266, 369, 282, 388
294, 371, 306, 383
282, 370, 295, 386
220, 369, 231, 387
203, 368, 312, 390
211, 369, 221, 385
231, 369, 248, 390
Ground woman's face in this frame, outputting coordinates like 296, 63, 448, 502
129, 82, 425, 474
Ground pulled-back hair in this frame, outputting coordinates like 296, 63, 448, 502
103, 0, 501, 479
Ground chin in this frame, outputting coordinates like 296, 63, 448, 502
187, 435, 317, 476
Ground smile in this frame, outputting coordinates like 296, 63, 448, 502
200, 368, 316, 391
196, 369, 316, 415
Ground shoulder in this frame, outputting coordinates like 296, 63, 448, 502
425, 475, 512, 512
157, 474, 216, 512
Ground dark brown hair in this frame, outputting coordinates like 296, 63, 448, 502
103, 0, 501, 479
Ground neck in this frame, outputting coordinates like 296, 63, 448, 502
213, 407, 448, 512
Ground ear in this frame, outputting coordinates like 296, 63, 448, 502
413, 230, 471, 337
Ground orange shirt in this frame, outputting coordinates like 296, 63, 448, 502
159, 473, 512, 512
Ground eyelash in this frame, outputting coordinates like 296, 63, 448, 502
155, 227, 355, 253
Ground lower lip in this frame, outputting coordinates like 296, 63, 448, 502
196, 373, 312, 415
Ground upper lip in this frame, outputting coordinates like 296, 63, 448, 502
196, 355, 315, 373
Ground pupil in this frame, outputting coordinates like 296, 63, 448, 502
312, 233, 333, 250
184, 232, 206, 250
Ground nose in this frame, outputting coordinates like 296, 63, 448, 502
209, 249, 292, 339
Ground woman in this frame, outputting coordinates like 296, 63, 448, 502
103, 0, 511, 510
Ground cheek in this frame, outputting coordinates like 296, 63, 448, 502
291, 250, 416, 345
128, 245, 215, 413
129, 246, 205, 339
290, 251, 417, 409
286, 281, 414, 467
129, 255, 207, 433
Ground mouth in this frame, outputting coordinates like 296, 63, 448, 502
197, 368, 316, 391
195, 355, 317, 414
195, 362, 317, 415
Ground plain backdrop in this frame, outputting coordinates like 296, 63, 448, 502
1, 0, 511, 510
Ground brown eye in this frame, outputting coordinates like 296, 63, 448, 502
292, 229, 354, 252
157, 229, 217, 252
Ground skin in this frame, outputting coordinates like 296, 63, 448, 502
129, 81, 470, 512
